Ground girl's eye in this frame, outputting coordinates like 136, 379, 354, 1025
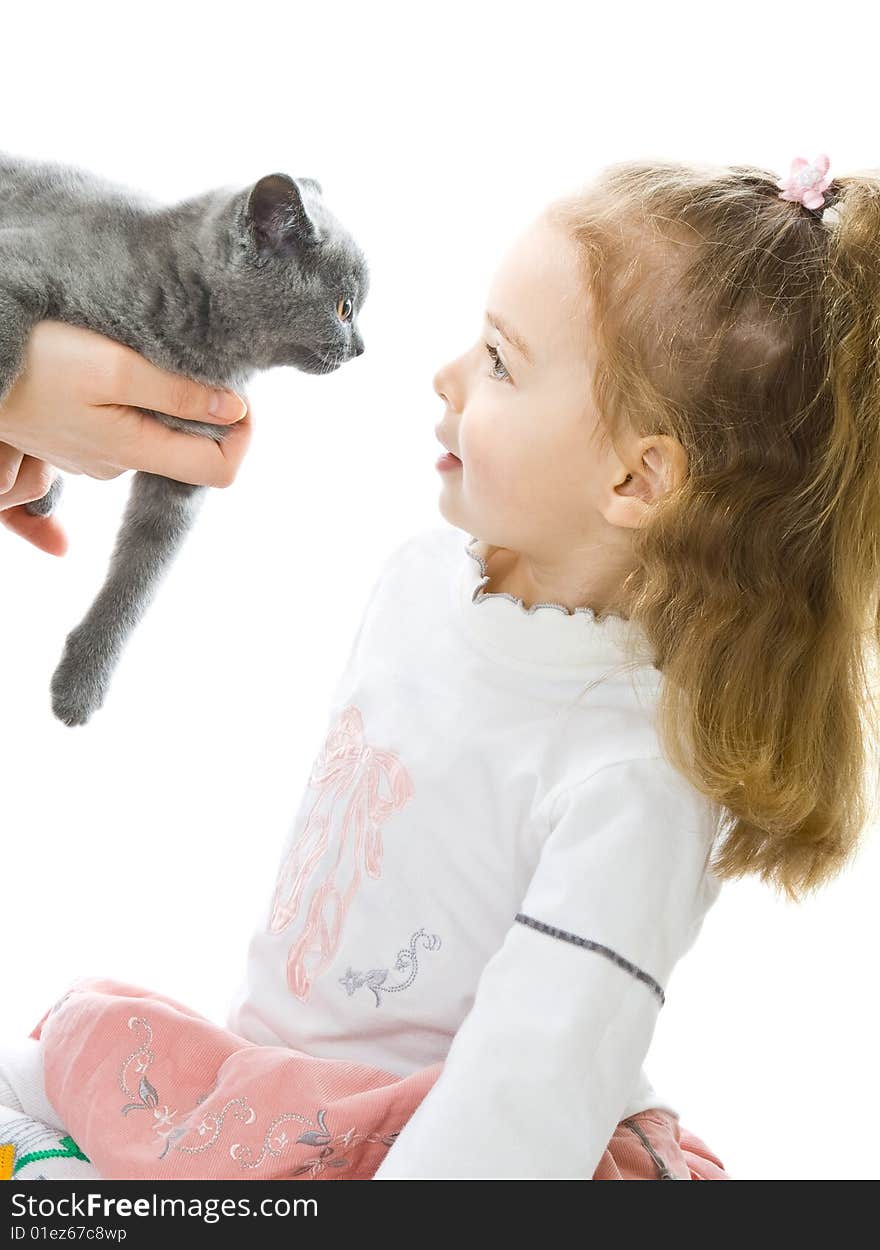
337, 297, 353, 321
485, 343, 510, 382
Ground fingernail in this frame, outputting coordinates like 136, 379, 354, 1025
209, 389, 247, 422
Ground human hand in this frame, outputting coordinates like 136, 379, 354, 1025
0, 448, 66, 555
0, 320, 254, 555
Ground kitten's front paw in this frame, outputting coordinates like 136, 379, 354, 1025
50, 631, 110, 727
24, 475, 64, 518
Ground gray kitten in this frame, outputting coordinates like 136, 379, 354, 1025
0, 151, 368, 726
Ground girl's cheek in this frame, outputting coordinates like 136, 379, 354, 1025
466, 448, 522, 517
461, 409, 506, 473
460, 435, 494, 490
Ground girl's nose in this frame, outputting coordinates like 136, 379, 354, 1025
433, 360, 455, 405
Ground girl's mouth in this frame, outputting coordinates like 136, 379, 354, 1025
436, 451, 462, 472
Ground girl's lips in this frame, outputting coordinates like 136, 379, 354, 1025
436, 451, 462, 472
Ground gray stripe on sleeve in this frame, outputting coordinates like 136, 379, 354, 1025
514, 912, 666, 1006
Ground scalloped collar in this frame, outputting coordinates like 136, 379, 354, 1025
457, 534, 658, 676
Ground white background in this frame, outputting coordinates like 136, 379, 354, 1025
2, 0, 878, 1181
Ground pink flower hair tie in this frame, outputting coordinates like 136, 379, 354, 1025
776, 154, 833, 210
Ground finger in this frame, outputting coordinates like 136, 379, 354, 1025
0, 442, 24, 496
108, 347, 248, 425
132, 409, 254, 488
0, 455, 54, 511
211, 409, 254, 486
0, 504, 68, 556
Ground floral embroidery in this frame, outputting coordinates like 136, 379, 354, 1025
268, 704, 415, 1002
119, 1018, 183, 1155
117, 1017, 401, 1175
339, 928, 442, 1007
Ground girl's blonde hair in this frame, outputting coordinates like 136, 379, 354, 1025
546, 158, 880, 902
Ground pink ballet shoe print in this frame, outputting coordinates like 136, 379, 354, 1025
268, 706, 415, 1001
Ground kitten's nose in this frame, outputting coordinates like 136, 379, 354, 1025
352, 332, 365, 357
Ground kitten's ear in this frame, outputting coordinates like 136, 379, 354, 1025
245, 173, 317, 255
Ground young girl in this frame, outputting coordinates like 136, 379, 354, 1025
2, 153, 872, 1181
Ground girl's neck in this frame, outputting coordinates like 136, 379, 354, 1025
479, 541, 633, 620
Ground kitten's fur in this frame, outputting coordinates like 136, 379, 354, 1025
0, 151, 368, 725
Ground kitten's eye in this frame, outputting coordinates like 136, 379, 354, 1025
337, 297, 353, 322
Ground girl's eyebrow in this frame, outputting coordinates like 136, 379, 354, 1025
486, 311, 533, 365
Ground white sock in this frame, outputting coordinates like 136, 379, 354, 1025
0, 1038, 65, 1131
0, 1069, 22, 1112
0, 1103, 100, 1181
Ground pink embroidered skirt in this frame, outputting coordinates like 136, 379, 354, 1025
31, 978, 728, 1181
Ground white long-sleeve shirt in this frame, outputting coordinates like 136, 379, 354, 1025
227, 524, 725, 1179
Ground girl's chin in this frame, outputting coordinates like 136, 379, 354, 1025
436, 492, 462, 525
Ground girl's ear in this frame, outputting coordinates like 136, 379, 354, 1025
602, 435, 688, 527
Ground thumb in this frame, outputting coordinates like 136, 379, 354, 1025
0, 504, 69, 556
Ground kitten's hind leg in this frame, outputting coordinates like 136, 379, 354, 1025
50, 472, 206, 727
24, 474, 64, 517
